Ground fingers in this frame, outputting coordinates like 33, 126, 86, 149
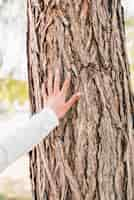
42, 81, 47, 105
47, 67, 53, 96
61, 72, 71, 96
54, 68, 60, 95
64, 92, 81, 111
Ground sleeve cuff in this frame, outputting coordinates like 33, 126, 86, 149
41, 106, 59, 128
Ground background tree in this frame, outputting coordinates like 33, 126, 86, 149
27, 0, 134, 199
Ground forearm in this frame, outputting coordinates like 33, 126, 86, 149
0, 106, 59, 173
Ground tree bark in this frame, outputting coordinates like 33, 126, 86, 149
27, 0, 134, 199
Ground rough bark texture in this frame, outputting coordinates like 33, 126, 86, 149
27, 0, 134, 199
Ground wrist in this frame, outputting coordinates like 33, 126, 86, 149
42, 106, 59, 126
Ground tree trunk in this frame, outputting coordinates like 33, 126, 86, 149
27, 0, 134, 199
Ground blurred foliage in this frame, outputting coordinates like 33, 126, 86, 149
131, 64, 134, 71
0, 75, 28, 105
126, 17, 134, 27
0, 194, 5, 200
0, 193, 31, 200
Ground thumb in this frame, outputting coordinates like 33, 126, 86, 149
64, 92, 81, 112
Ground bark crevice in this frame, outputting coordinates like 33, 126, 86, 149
27, 0, 134, 199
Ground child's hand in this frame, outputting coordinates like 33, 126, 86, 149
42, 67, 81, 119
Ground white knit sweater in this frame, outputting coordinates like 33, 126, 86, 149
0, 106, 59, 173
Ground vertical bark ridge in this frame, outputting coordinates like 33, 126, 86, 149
27, 0, 134, 199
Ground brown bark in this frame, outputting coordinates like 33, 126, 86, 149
27, 0, 134, 199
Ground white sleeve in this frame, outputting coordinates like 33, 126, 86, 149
0, 106, 59, 174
